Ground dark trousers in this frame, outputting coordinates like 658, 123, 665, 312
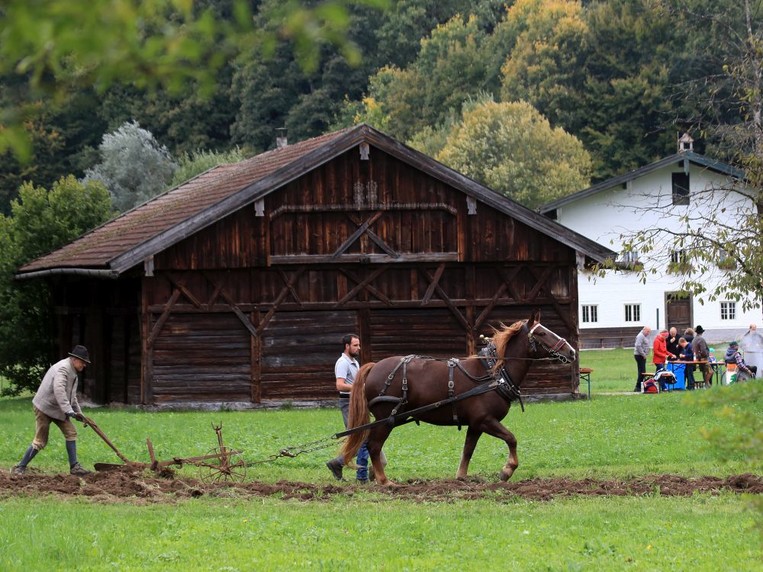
634, 355, 646, 391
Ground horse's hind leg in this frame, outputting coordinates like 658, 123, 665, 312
366, 426, 393, 485
482, 419, 518, 481
456, 426, 482, 479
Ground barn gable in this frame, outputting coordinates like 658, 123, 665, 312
18, 125, 613, 405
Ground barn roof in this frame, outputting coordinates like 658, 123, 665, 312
539, 151, 745, 214
18, 124, 613, 279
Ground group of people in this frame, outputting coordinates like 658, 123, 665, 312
634, 325, 712, 391
634, 324, 757, 392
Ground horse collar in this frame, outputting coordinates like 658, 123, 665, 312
478, 342, 524, 411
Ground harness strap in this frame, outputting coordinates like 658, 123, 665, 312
388, 355, 415, 418
368, 395, 403, 407
335, 379, 501, 439
447, 358, 461, 428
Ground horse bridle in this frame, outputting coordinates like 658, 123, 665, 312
528, 322, 573, 364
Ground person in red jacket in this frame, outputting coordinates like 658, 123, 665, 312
652, 329, 675, 372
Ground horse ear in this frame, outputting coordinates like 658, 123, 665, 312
529, 308, 541, 326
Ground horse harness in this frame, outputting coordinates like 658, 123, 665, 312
358, 342, 524, 433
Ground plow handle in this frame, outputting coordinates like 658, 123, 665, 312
82, 416, 132, 464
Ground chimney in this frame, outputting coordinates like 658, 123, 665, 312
276, 127, 288, 149
677, 132, 693, 153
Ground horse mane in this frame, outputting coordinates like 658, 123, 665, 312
490, 319, 526, 373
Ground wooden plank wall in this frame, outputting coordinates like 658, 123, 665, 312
259, 310, 357, 400
152, 313, 250, 402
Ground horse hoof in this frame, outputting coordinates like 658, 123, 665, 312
499, 471, 513, 482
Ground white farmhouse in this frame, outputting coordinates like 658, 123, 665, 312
540, 135, 761, 348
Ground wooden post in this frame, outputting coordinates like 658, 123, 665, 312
251, 309, 261, 403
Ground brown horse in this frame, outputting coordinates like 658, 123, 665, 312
341, 309, 575, 484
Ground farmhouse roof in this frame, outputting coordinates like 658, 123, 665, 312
539, 151, 745, 215
18, 124, 614, 279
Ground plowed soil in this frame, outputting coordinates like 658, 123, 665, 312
1, 470, 760, 504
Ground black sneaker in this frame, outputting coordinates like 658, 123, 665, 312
70, 463, 91, 476
326, 459, 344, 481
10, 465, 25, 475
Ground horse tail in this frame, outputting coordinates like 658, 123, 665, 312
341, 362, 375, 465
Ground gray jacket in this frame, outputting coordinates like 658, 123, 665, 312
32, 357, 82, 421
634, 331, 650, 358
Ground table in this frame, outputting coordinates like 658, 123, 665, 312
709, 361, 726, 386
579, 368, 593, 399
670, 360, 724, 388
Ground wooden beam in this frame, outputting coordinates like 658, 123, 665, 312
255, 268, 306, 336
270, 253, 458, 264
347, 213, 399, 258
525, 267, 554, 302
419, 267, 470, 332
166, 274, 204, 308
335, 267, 391, 307
147, 288, 182, 347
251, 309, 261, 403
202, 271, 261, 338
140, 278, 153, 405
474, 282, 508, 331
276, 268, 303, 306
331, 211, 383, 258
421, 263, 446, 305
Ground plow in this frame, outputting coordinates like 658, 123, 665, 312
86, 417, 247, 483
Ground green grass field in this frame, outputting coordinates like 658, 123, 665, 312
0, 349, 761, 571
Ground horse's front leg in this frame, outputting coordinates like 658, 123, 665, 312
456, 426, 482, 479
482, 418, 518, 481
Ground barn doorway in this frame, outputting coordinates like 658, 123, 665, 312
666, 292, 692, 333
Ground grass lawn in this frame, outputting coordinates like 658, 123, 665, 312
0, 349, 760, 571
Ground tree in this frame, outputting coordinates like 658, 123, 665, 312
0, 80, 107, 214
435, 99, 592, 209
0, 176, 113, 395
342, 14, 492, 141
83, 121, 177, 212
496, 0, 589, 128
0, 0, 390, 160
170, 147, 249, 188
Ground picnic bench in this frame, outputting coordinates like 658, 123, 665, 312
579, 368, 593, 399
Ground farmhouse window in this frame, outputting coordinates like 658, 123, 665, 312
582, 304, 598, 323
668, 249, 692, 274
624, 303, 641, 322
720, 301, 736, 320
672, 172, 690, 205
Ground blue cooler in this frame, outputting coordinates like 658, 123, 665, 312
666, 362, 686, 390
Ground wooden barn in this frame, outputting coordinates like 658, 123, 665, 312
17, 124, 613, 405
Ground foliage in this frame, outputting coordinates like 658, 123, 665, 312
0, 0, 390, 160
496, 0, 589, 132
0, 84, 106, 215
83, 121, 177, 212
695, 382, 763, 465
436, 99, 592, 208
0, 176, 113, 395
346, 14, 493, 142
170, 146, 249, 187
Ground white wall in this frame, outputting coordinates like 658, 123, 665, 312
556, 161, 762, 342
